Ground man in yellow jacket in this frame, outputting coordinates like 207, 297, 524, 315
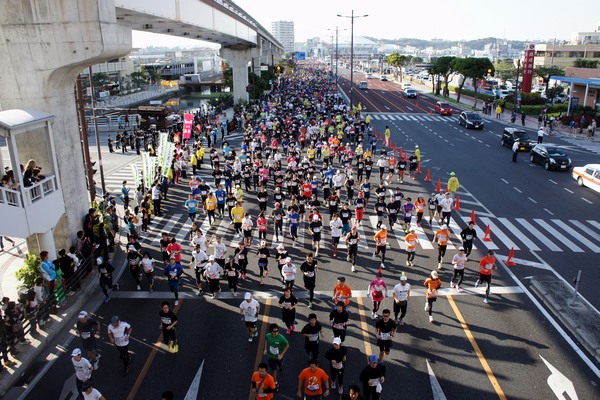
447, 172, 459, 200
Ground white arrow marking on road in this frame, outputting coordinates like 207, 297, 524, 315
406, 107, 413, 111
184, 359, 205, 400
385, 106, 390, 110
540, 355, 579, 400
59, 375, 78, 400
426, 359, 448, 400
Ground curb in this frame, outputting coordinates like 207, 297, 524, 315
529, 276, 600, 363
0, 247, 126, 396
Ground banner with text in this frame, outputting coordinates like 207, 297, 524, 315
183, 113, 193, 139
131, 164, 139, 188
163, 142, 175, 178
522, 43, 535, 93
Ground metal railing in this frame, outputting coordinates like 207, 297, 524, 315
0, 186, 21, 207
24, 176, 57, 205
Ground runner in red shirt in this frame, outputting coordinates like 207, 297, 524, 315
475, 250, 497, 304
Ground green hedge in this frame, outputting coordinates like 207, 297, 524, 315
452, 87, 495, 102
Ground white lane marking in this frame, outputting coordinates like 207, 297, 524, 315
381, 114, 389, 120
540, 356, 579, 400
587, 220, 600, 232
501, 178, 509, 184
544, 208, 554, 215
549, 179, 557, 184
514, 187, 522, 193
409, 116, 418, 121
528, 197, 537, 203
551, 220, 600, 253
385, 106, 390, 110
495, 255, 550, 269
569, 220, 600, 243
184, 359, 206, 400
564, 188, 574, 194
427, 359, 448, 400
151, 214, 184, 245
581, 197, 593, 204
479, 217, 520, 251
534, 219, 583, 252
406, 106, 413, 111
496, 218, 540, 251
515, 218, 562, 252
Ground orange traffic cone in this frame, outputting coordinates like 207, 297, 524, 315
378, 131, 381, 141
505, 247, 517, 266
403, 153, 407, 162
483, 225, 492, 242
378, 267, 382, 274
416, 162, 422, 174
471, 209, 475, 224
399, 147, 403, 158
416, 100, 419, 107
388, 140, 392, 149
430, 109, 433, 114
425, 169, 431, 182
453, 195, 461, 210
393, 143, 397, 152
436, 179, 441, 192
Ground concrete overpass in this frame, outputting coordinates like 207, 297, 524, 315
0, 0, 282, 256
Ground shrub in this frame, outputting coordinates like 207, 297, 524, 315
15, 253, 42, 289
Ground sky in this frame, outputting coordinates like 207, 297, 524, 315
132, 0, 600, 48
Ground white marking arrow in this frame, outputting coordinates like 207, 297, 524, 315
426, 359, 447, 400
540, 355, 578, 400
184, 359, 205, 400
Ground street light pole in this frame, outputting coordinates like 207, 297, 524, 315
328, 27, 346, 88
338, 10, 368, 108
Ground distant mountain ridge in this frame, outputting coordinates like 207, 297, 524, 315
363, 36, 528, 51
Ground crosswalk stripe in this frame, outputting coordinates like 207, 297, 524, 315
150, 214, 183, 245
586, 220, 600, 234
447, 217, 474, 250
396, 115, 407, 121
144, 215, 165, 238
408, 116, 418, 121
570, 220, 600, 243
449, 117, 458, 122
462, 217, 498, 250
534, 219, 583, 252
514, 218, 561, 251
497, 218, 540, 251
551, 220, 600, 253
479, 217, 520, 251
431, 220, 456, 250
372, 115, 380, 120
387, 115, 397, 120
421, 116, 433, 121
415, 224, 434, 250
381, 115, 389, 120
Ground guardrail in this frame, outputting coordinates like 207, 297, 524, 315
24, 176, 57, 205
0, 186, 21, 207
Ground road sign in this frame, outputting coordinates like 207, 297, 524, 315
295, 51, 306, 60
260, 65, 268, 71
517, 94, 522, 101
269, 80, 272, 84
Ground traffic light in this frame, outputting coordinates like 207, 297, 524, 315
487, 67, 495, 77
277, 65, 281, 72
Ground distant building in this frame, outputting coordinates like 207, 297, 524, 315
534, 24, 600, 67
271, 21, 295, 54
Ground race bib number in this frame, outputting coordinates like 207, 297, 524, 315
305, 271, 315, 277
429, 289, 438, 297
269, 346, 279, 355
307, 383, 320, 391
161, 317, 172, 325
332, 360, 344, 369
379, 332, 391, 340
81, 331, 91, 339
227, 270, 236, 277
332, 323, 344, 330
309, 333, 319, 341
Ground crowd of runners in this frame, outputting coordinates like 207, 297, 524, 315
72, 64, 502, 400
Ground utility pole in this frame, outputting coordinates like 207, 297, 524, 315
338, 10, 368, 108
251, 57, 256, 102
88, 67, 106, 194
75, 75, 96, 202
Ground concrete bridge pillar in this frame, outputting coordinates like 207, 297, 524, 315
0, 0, 131, 255
221, 45, 260, 104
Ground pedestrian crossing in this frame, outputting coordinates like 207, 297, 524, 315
370, 114, 458, 123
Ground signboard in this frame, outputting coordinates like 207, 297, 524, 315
149, 100, 163, 105
260, 65, 268, 71
295, 52, 306, 60
522, 43, 535, 93
517, 94, 522, 101
183, 113, 193, 139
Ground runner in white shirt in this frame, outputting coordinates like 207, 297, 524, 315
281, 257, 297, 290
140, 252, 155, 293
451, 246, 468, 292
329, 214, 344, 257
392, 273, 411, 325
439, 192, 453, 225
107, 316, 132, 376
240, 292, 261, 342
190, 230, 211, 252
81, 381, 106, 400
71, 348, 92, 395
191, 245, 209, 295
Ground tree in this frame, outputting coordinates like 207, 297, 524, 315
432, 56, 456, 96
147, 69, 162, 85
573, 59, 599, 69
451, 57, 494, 108
495, 60, 518, 82
130, 66, 149, 88
450, 58, 467, 103
92, 72, 110, 88
412, 56, 424, 65
533, 66, 564, 94
387, 52, 407, 82
545, 86, 564, 103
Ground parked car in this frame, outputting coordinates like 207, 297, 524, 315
366, 73, 373, 79
458, 112, 484, 129
573, 164, 600, 194
403, 83, 412, 90
529, 145, 572, 170
379, 76, 388, 81
435, 102, 453, 116
501, 128, 533, 151
359, 81, 368, 90
404, 89, 417, 98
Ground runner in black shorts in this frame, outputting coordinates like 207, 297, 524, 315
160, 232, 170, 265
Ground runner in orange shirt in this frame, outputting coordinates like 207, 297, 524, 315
424, 271, 442, 323
373, 225, 389, 269
414, 195, 426, 227
333, 276, 352, 311
297, 359, 330, 399
251, 363, 277, 400
432, 224, 449, 270
404, 227, 418, 266
475, 250, 497, 304
387, 154, 397, 182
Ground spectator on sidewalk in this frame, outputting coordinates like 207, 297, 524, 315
40, 251, 57, 297
495, 105, 502, 119
521, 112, 526, 126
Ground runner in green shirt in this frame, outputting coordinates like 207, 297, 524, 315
263, 323, 289, 384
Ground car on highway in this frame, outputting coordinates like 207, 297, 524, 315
366, 73, 373, 79
501, 128, 533, 151
379, 76, 388, 81
403, 83, 412, 90
573, 164, 600, 193
359, 81, 368, 90
458, 112, 484, 129
529, 144, 572, 171
435, 101, 453, 116
404, 88, 417, 98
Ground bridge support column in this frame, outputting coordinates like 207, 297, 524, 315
221, 46, 260, 104
0, 0, 131, 255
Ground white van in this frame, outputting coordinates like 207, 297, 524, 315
359, 81, 368, 90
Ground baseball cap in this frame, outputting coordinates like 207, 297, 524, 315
431, 271, 439, 279
459, 246, 465, 251
244, 292, 252, 300
128, 245, 136, 251
313, 215, 319, 221
337, 276, 346, 282
285, 257, 291, 262
261, 240, 266, 246
400, 275, 408, 281
209, 255, 215, 261
71, 348, 82, 357
381, 225, 387, 230
352, 226, 357, 230
96, 257, 103, 264
450, 172, 455, 176
169, 255, 176, 259
111, 316, 120, 326
277, 244, 285, 250
78, 311, 88, 319
440, 224, 448, 230
333, 337, 342, 345
369, 354, 378, 363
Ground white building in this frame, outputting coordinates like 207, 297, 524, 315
270, 20, 295, 54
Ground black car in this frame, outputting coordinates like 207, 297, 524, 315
529, 144, 572, 171
458, 112, 484, 129
501, 128, 533, 151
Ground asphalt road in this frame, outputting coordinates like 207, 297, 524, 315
13, 86, 600, 400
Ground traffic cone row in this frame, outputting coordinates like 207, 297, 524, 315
393, 143, 397, 153
430, 109, 433, 114
483, 225, 492, 242
505, 247, 517, 266
416, 162, 422, 174
471, 209, 475, 224
453, 195, 461, 210
436, 179, 441, 192
424, 169, 431, 182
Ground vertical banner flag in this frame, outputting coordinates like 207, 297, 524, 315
158, 132, 168, 174
522, 43, 535, 94
183, 113, 193, 139
141, 152, 152, 188
163, 142, 175, 178
131, 163, 139, 188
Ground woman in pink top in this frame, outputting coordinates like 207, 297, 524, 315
257, 212, 268, 241
368, 272, 388, 320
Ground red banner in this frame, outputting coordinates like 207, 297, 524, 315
183, 113, 193, 139
522, 43, 535, 94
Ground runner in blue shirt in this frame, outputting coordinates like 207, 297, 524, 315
164, 256, 184, 306
288, 211, 300, 243
215, 185, 227, 218
184, 194, 199, 222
